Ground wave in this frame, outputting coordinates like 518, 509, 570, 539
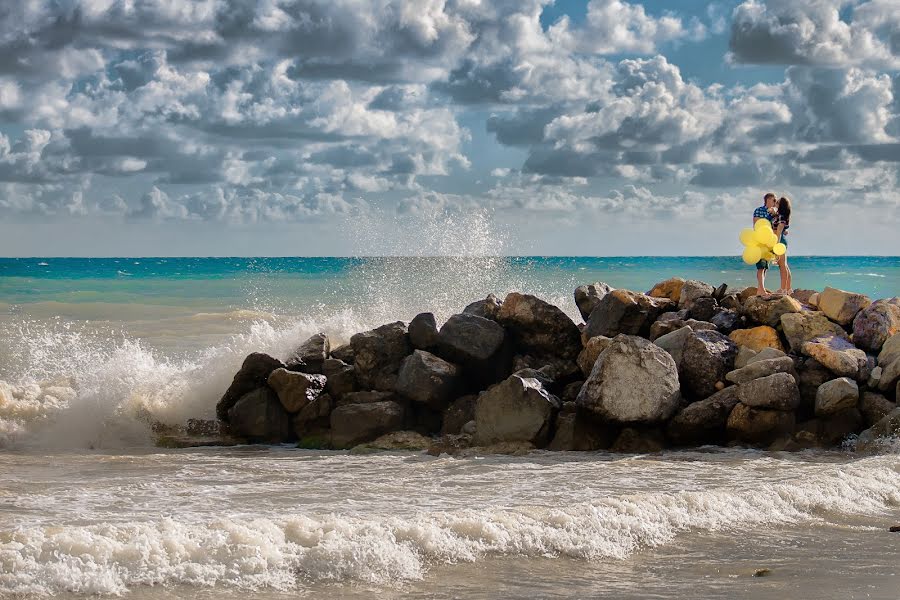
1, 454, 898, 596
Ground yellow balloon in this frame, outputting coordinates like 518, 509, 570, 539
763, 251, 776, 261
742, 245, 763, 265
767, 232, 779, 247
773, 242, 786, 256
754, 218, 772, 231
753, 228, 771, 245
739, 228, 756, 246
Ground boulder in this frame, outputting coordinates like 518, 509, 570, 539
818, 408, 863, 447
798, 358, 833, 415
666, 386, 740, 446
852, 299, 900, 352
577, 336, 613, 377
330, 401, 405, 449
649, 317, 716, 340
729, 326, 785, 353
815, 377, 859, 417
746, 347, 788, 365
610, 427, 666, 453
353, 431, 432, 453
653, 326, 694, 366
498, 292, 582, 359
710, 309, 741, 334
679, 280, 715, 309
473, 374, 560, 446
548, 411, 615, 451
436, 313, 508, 379
688, 297, 719, 322
734, 346, 759, 370
743, 295, 803, 328
293, 393, 333, 435
216, 353, 285, 422
576, 335, 681, 424
878, 356, 900, 393
712, 283, 729, 301
583, 289, 675, 340
726, 356, 797, 385
561, 381, 585, 404
726, 403, 796, 446
463, 294, 503, 321
350, 322, 411, 391
868, 366, 883, 389
289, 333, 330, 371
331, 344, 355, 364
678, 330, 738, 399
322, 358, 357, 399
574, 282, 614, 321
441, 395, 477, 435
790, 289, 818, 305
818, 287, 872, 326
738, 287, 759, 304
511, 354, 579, 382
409, 312, 440, 350
267, 368, 327, 413
879, 333, 900, 367
781, 312, 849, 353
802, 334, 867, 380
647, 277, 685, 302
227, 387, 291, 442
736, 372, 800, 411
337, 390, 396, 406
856, 407, 900, 451
395, 350, 462, 410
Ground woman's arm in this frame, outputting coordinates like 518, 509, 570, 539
775, 222, 785, 239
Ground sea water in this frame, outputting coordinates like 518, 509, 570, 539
1, 253, 899, 598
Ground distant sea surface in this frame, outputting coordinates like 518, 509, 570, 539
1, 256, 898, 598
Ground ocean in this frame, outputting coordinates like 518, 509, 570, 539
1, 255, 899, 598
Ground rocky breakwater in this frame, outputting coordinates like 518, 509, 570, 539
206, 281, 900, 454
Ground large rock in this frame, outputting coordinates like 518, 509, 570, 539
818, 408, 864, 447
729, 326, 785, 353
678, 330, 738, 399
679, 279, 714, 309
574, 282, 614, 321
878, 333, 900, 367
548, 411, 615, 451
353, 431, 432, 453
395, 350, 462, 410
666, 386, 740, 446
337, 390, 396, 406
856, 407, 900, 450
781, 312, 849, 353
610, 427, 666, 453
463, 294, 502, 321
878, 355, 900, 392
576, 335, 681, 424
798, 358, 833, 415
710, 308, 741, 334
473, 374, 560, 446
322, 358, 357, 399
293, 393, 333, 435
577, 336, 612, 377
583, 289, 675, 340
736, 372, 800, 411
688, 297, 719, 322
852, 299, 900, 353
498, 292, 582, 359
409, 312, 440, 350
289, 333, 330, 371
350, 322, 411, 391
330, 401, 405, 449
859, 391, 896, 427
441, 395, 477, 435
647, 277, 685, 302
726, 356, 797, 385
436, 313, 507, 377
216, 353, 285, 422
227, 387, 291, 442
267, 368, 326, 413
815, 377, 859, 417
818, 287, 872, 326
742, 295, 803, 328
802, 334, 867, 380
726, 403, 796, 445
649, 316, 716, 340
653, 325, 694, 366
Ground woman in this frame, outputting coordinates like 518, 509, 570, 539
773, 196, 792, 294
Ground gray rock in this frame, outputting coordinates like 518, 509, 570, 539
337, 390, 396, 406
436, 313, 507, 373
409, 312, 440, 350
736, 372, 800, 411
818, 408, 863, 447
818, 287, 871, 326
293, 393, 333, 436
852, 299, 900, 353
330, 401, 405, 449
743, 295, 803, 328
216, 353, 285, 422
860, 391, 896, 428
856, 407, 900, 451
330, 344, 355, 364
227, 387, 291, 442
734, 346, 759, 370
666, 386, 740, 446
687, 297, 719, 322
679, 330, 738, 399
289, 333, 330, 371
548, 411, 615, 451
720, 294, 742, 312
462, 294, 503, 321
654, 325, 693, 366
560, 380, 585, 404
322, 358, 357, 399
395, 350, 461, 410
780, 312, 849, 353
878, 356, 900, 392
710, 308, 741, 334
441, 395, 477, 435
473, 374, 560, 446
267, 368, 327, 413
712, 283, 729, 301
802, 334, 868, 380
877, 332, 900, 367
649, 318, 717, 340
583, 289, 675, 340
610, 427, 666, 453
574, 282, 614, 321
798, 358, 833, 416
679, 279, 715, 309
511, 354, 579, 382
576, 335, 681, 424
353, 431, 432, 453
815, 377, 859, 417
726, 403, 796, 446
350, 322, 411, 391
577, 335, 613, 377
726, 356, 797, 385
498, 292, 582, 360
746, 347, 788, 365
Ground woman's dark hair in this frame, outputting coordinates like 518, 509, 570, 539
777, 196, 792, 221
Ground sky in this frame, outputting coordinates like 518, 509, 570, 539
0, 0, 898, 257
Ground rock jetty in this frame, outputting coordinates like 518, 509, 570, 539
203, 280, 899, 454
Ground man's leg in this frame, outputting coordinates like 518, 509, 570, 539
756, 266, 768, 295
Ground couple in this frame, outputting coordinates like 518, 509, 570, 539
753, 192, 792, 296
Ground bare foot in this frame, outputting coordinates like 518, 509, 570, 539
756, 289, 769, 296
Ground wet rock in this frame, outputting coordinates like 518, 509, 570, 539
577, 335, 612, 377
583, 289, 675, 340
726, 356, 797, 385
330, 344, 355, 364
498, 292, 582, 360
352, 431, 431, 453
267, 368, 327, 413
688, 297, 719, 322
720, 294, 742, 312
426, 433, 474, 456
548, 411, 615, 451
350, 322, 411, 391
666, 386, 740, 446
395, 350, 462, 410
409, 312, 440, 350
561, 380, 585, 404
577, 335, 681, 424
322, 358, 357, 399
852, 299, 900, 353
860, 391, 896, 427
647, 277, 685, 302
679, 279, 715, 309
713, 283, 729, 301
289, 333, 330, 372
710, 308, 741, 334
802, 334, 868, 380
798, 358, 833, 415
511, 355, 579, 383
574, 282, 614, 321
856, 407, 900, 450
818, 287, 872, 326
227, 387, 291, 442
441, 395, 477, 435
729, 326, 785, 353
726, 403, 796, 446
736, 372, 800, 411
217, 353, 285, 422
610, 427, 666, 453
436, 313, 507, 377
330, 401, 405, 449
293, 393, 333, 435
473, 374, 560, 446
815, 377, 859, 417
678, 330, 738, 399
780, 312, 849, 353
337, 390, 396, 406
743, 295, 803, 328
463, 294, 503, 321
819, 408, 863, 446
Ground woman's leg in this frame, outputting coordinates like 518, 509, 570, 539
782, 254, 792, 292
777, 255, 788, 292
756, 266, 767, 295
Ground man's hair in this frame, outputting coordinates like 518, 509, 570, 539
763, 192, 776, 201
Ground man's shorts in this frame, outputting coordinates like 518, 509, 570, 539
756, 259, 768, 270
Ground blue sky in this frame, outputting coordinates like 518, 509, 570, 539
0, 0, 898, 256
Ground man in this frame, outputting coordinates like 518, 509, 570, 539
753, 192, 777, 295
